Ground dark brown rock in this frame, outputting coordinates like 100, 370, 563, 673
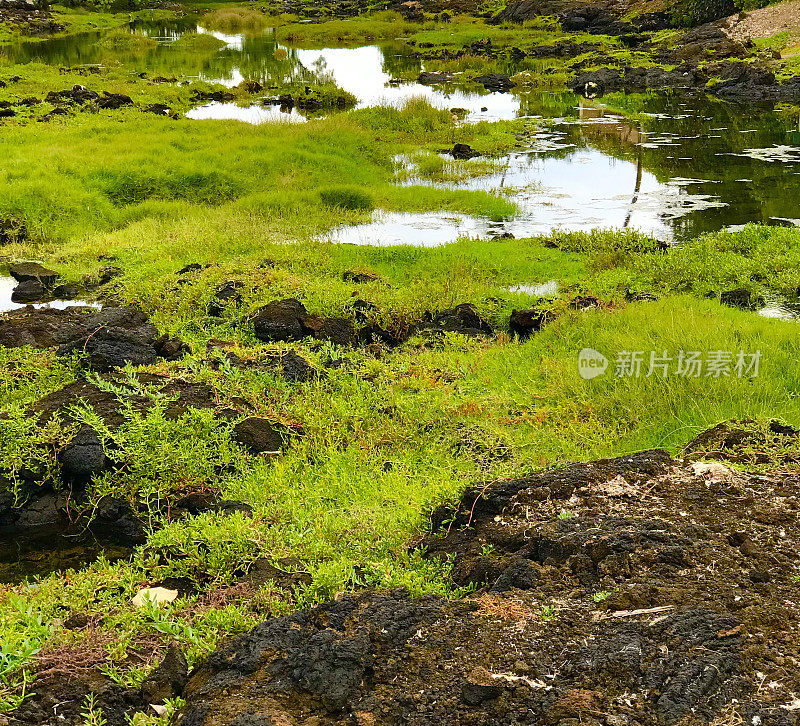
233, 417, 289, 455
509, 308, 550, 339
343, 270, 379, 284
9, 261, 59, 287
450, 143, 479, 159
11, 279, 47, 303
0, 306, 186, 370
58, 428, 106, 486
305, 315, 356, 346
418, 303, 493, 337
140, 645, 188, 704
251, 298, 309, 342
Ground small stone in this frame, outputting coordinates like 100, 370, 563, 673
89, 495, 147, 546
52, 283, 79, 300
461, 667, 503, 705
208, 281, 244, 316
96, 266, 123, 286
343, 270, 379, 284
9, 261, 59, 287
509, 308, 550, 339
252, 298, 309, 342
141, 644, 188, 704
132, 587, 179, 608
304, 315, 356, 346
176, 262, 203, 275
233, 417, 288, 454
59, 428, 106, 485
276, 350, 318, 383
691, 461, 738, 482
451, 143, 479, 159
63, 612, 89, 630
11, 279, 47, 304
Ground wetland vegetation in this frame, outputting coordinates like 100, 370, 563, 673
0, 0, 799, 722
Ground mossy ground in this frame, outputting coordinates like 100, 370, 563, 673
0, 3, 799, 723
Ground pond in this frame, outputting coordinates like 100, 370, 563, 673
0, 274, 99, 314
3, 20, 799, 245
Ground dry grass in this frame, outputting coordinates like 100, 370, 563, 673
710, 702, 745, 726
34, 630, 164, 681
472, 594, 534, 622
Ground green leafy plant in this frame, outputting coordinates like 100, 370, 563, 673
82, 693, 107, 726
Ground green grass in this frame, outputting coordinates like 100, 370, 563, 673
0, 7, 175, 45
2, 283, 800, 710
172, 31, 227, 53
1, 8, 800, 717
277, 10, 420, 46
550, 225, 800, 299
0, 99, 519, 251
200, 6, 280, 34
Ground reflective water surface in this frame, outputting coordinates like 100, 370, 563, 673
2, 21, 799, 245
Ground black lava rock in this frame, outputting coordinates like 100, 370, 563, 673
52, 283, 80, 300
509, 308, 550, 339
233, 417, 289, 454
418, 303, 493, 337
11, 279, 47, 304
88, 495, 147, 546
251, 299, 310, 342
278, 351, 318, 383
474, 74, 515, 92
97, 92, 133, 109
140, 645, 188, 704
208, 281, 244, 317
450, 143, 480, 159
59, 428, 106, 486
9, 261, 59, 287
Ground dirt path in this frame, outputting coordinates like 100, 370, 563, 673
724, 0, 800, 44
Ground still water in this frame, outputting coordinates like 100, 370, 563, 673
2, 21, 799, 245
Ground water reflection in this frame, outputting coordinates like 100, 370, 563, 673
0, 276, 99, 314
331, 96, 799, 245
186, 101, 306, 123
2, 23, 798, 243
294, 46, 520, 121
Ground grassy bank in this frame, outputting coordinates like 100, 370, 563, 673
0, 100, 519, 250
2, 270, 800, 713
